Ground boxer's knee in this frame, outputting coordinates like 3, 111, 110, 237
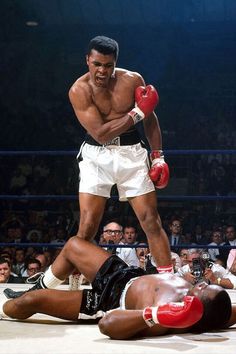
63, 236, 91, 260
139, 210, 162, 236
63, 236, 83, 256
64, 236, 78, 250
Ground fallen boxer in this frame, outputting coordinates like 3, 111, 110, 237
2, 237, 235, 339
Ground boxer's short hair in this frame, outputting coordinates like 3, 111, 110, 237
191, 289, 231, 332
87, 36, 119, 60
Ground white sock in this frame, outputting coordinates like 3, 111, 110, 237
0, 299, 10, 319
42, 266, 64, 289
157, 264, 174, 274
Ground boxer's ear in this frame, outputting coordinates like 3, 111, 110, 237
86, 55, 89, 65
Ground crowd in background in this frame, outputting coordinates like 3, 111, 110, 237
1, 207, 236, 287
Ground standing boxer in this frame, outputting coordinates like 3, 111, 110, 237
2, 35, 172, 301
1, 237, 234, 340
69, 35, 171, 271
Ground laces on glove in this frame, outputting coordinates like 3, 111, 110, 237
150, 150, 164, 161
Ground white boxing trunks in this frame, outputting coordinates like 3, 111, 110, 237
78, 142, 155, 201
119, 276, 140, 309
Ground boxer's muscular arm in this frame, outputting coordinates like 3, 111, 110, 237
144, 111, 170, 189
98, 309, 169, 339
143, 113, 162, 150
99, 296, 203, 339
69, 85, 134, 145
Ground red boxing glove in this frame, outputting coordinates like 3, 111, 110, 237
128, 85, 159, 124
149, 150, 169, 189
143, 296, 204, 328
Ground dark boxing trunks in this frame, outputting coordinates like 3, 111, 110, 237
80, 255, 145, 319
85, 128, 141, 146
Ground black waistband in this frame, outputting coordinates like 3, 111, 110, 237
85, 129, 141, 146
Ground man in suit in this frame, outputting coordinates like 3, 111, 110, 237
0, 257, 24, 284
168, 218, 183, 252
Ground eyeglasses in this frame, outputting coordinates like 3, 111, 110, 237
172, 224, 181, 227
28, 267, 40, 271
104, 230, 122, 236
180, 253, 188, 257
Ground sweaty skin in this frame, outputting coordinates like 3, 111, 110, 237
100, 273, 192, 338
69, 50, 161, 146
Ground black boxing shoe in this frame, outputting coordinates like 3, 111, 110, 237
3, 288, 25, 299
4, 272, 46, 299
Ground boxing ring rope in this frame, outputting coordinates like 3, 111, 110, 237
1, 149, 236, 155
0, 242, 235, 250
1, 149, 236, 251
0, 195, 235, 201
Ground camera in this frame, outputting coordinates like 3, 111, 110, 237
192, 258, 204, 281
191, 252, 213, 282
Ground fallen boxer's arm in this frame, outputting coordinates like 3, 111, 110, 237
98, 296, 203, 339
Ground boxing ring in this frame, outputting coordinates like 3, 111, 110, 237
0, 284, 235, 354
0, 284, 236, 354
0, 149, 236, 354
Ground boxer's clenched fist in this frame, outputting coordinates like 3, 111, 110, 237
149, 150, 169, 189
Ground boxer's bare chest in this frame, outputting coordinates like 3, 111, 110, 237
91, 81, 134, 119
126, 275, 190, 309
